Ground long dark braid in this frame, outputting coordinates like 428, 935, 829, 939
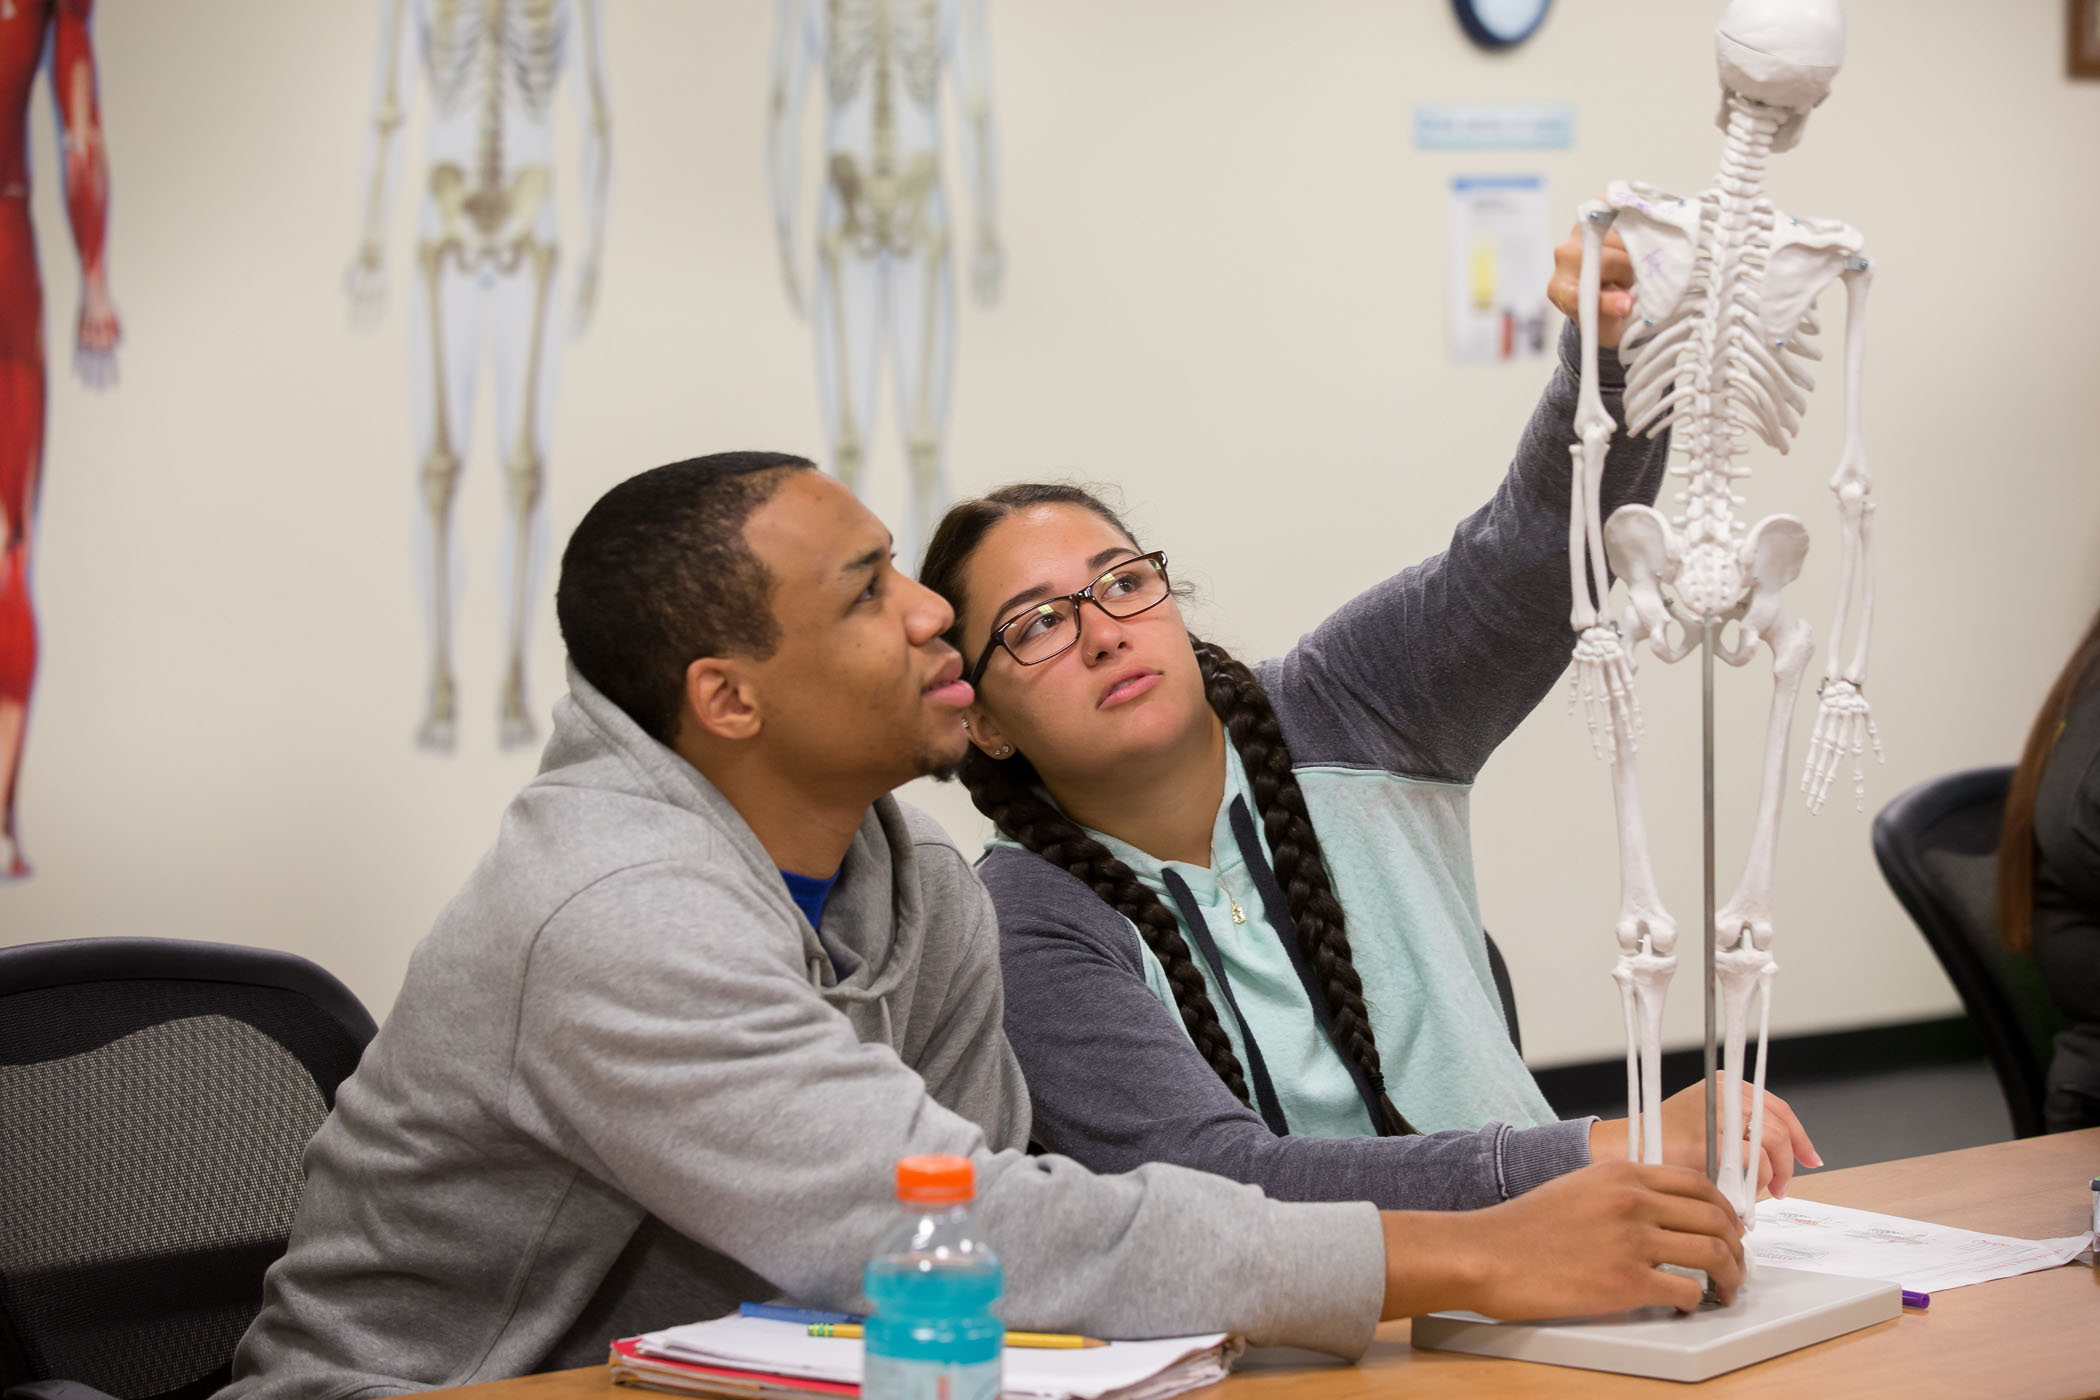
1191, 640, 1411, 1136
921, 483, 1408, 1136
960, 746, 1255, 1108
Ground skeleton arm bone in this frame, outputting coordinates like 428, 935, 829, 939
1802, 256, 1882, 812
1566, 203, 1641, 760
347, 0, 416, 328
1826, 257, 1874, 684
52, 0, 118, 386
569, 0, 612, 337
765, 0, 816, 317
951, 0, 1003, 306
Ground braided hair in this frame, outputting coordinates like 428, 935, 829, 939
920, 484, 1410, 1136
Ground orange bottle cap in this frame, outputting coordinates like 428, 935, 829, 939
896, 1154, 975, 1205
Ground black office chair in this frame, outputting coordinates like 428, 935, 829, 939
1482, 930, 1522, 1057
1872, 766, 2062, 1139
0, 938, 377, 1400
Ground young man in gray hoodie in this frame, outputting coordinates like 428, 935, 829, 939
224, 453, 1744, 1400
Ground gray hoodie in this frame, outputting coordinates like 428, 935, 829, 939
222, 670, 1388, 1400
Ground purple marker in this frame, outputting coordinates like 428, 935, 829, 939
1900, 1290, 1929, 1309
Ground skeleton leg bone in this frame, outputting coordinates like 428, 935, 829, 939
1615, 966, 1642, 1162
1717, 615, 1813, 953
1710, 579, 1810, 1221
891, 213, 954, 569
493, 237, 559, 751
813, 228, 867, 494
1715, 517, 1814, 955
411, 240, 472, 753
1620, 945, 1676, 1165
1606, 707, 1678, 1164
1714, 938, 1777, 1221
1746, 960, 1776, 1217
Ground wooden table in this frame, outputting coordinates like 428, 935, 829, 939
447, 1129, 2100, 1400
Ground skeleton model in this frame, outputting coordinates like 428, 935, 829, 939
348, 0, 609, 751
1566, 0, 1878, 1221
768, 0, 1001, 567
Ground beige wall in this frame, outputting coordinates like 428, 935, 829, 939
7, 1, 2096, 1069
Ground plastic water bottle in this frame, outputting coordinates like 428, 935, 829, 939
862, 1154, 1004, 1400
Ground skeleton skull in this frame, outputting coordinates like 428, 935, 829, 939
1714, 0, 1845, 152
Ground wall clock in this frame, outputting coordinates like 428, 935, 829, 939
1453, 0, 1552, 51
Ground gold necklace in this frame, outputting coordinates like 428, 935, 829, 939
1217, 867, 1248, 924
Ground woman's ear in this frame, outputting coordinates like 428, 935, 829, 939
962, 702, 1011, 759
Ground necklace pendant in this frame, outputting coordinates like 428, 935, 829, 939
1229, 899, 1246, 925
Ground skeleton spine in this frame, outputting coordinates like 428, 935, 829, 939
1675, 97, 1779, 617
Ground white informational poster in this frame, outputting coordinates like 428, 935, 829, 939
1446, 174, 1554, 364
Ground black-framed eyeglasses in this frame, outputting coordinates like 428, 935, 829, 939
966, 551, 1172, 687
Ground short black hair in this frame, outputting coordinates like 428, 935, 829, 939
556, 452, 816, 745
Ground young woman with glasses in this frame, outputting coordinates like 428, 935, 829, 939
917, 225, 1818, 1211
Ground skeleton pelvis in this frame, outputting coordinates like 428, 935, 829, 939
828, 152, 939, 255
1605, 503, 1810, 654
431, 162, 551, 248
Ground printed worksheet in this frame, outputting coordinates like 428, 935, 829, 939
1751, 1197, 2091, 1293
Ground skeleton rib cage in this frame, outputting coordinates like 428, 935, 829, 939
425, 0, 567, 122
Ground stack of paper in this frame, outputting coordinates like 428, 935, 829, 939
1749, 1197, 2091, 1292
610, 1315, 1240, 1400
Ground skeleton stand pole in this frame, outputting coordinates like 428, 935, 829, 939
1702, 616, 1720, 1302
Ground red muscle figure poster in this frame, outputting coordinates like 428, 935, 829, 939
1, 0, 119, 881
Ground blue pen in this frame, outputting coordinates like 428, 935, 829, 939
740, 1301, 868, 1327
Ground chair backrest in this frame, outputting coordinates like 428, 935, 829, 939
0, 939, 377, 1400
1871, 766, 2061, 1139
1481, 929, 1522, 1057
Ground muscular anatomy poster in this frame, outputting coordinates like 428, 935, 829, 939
1, 0, 120, 882
347, 0, 610, 753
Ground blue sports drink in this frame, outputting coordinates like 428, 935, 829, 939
862, 1155, 1003, 1400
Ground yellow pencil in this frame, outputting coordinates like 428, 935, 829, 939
1003, 1332, 1107, 1350
807, 1324, 1106, 1349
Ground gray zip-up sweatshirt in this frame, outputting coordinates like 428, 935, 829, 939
977, 329, 1667, 1210
222, 670, 1389, 1400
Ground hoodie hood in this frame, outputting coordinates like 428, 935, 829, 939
538, 663, 924, 1012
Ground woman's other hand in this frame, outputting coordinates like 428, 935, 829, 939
1548, 217, 1636, 349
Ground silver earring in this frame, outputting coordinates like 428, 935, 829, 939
960, 718, 971, 731
994, 745, 1013, 759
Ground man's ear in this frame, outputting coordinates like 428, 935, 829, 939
685, 656, 763, 743
961, 701, 1010, 759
